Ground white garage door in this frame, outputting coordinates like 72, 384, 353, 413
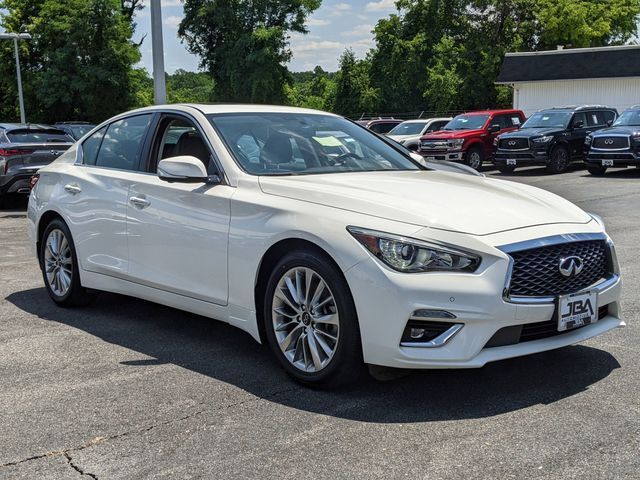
514, 78, 640, 117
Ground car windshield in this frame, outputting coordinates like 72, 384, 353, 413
442, 115, 489, 130
522, 112, 572, 129
208, 113, 421, 176
388, 122, 427, 135
6, 129, 72, 143
613, 110, 640, 126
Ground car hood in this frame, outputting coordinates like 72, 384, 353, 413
591, 126, 640, 137
258, 170, 591, 236
501, 127, 561, 138
387, 134, 420, 142
421, 129, 484, 140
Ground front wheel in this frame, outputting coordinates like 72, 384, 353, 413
466, 146, 483, 170
546, 146, 570, 174
263, 249, 363, 387
587, 165, 607, 176
40, 218, 96, 307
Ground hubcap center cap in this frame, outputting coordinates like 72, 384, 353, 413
301, 312, 311, 325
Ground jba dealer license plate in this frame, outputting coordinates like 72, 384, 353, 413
558, 290, 598, 332
602, 159, 614, 167
506, 159, 517, 166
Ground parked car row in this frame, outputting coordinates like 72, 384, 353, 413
0, 121, 96, 206
380, 104, 639, 175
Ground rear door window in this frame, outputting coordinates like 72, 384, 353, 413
95, 114, 153, 171
82, 127, 107, 166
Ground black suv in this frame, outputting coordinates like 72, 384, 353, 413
494, 106, 617, 174
584, 105, 640, 175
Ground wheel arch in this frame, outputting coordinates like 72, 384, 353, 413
36, 210, 66, 266
253, 237, 350, 344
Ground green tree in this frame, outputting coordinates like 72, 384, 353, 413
423, 36, 464, 114
0, 0, 142, 123
178, 0, 321, 104
333, 49, 379, 116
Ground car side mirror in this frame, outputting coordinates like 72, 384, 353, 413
573, 120, 584, 129
606, 120, 613, 127
488, 124, 501, 133
158, 156, 221, 184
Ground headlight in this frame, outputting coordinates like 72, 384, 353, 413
347, 227, 480, 273
448, 139, 465, 149
632, 135, 640, 144
493, 137, 499, 147
585, 135, 593, 145
532, 135, 553, 144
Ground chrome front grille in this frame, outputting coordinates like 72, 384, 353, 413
593, 136, 630, 150
507, 240, 610, 297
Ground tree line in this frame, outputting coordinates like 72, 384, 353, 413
1, 0, 639, 124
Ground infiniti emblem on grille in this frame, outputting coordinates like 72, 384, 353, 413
604, 139, 614, 145
508, 140, 516, 146
559, 256, 584, 278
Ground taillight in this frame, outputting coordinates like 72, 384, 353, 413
29, 173, 40, 189
0, 148, 33, 157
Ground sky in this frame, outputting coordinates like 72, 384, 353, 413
135, 0, 399, 74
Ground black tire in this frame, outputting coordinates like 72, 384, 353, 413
546, 145, 570, 174
497, 165, 516, 174
263, 248, 364, 387
465, 146, 483, 170
40, 218, 96, 307
587, 165, 607, 176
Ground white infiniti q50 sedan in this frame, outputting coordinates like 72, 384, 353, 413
27, 105, 624, 386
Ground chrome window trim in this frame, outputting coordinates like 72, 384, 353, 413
498, 232, 616, 305
400, 324, 463, 348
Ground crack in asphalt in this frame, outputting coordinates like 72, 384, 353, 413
64, 452, 98, 479
0, 386, 299, 470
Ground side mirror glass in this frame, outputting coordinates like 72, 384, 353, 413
488, 124, 501, 133
158, 156, 220, 184
606, 119, 613, 127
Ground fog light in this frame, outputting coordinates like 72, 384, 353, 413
410, 328, 426, 339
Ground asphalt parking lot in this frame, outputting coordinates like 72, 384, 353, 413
1, 165, 639, 479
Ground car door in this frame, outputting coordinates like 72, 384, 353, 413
568, 112, 589, 158
125, 113, 233, 305
63, 113, 155, 277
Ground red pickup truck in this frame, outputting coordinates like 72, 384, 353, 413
418, 109, 526, 170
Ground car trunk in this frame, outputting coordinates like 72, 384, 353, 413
1, 142, 73, 175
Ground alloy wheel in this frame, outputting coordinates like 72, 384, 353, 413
44, 228, 73, 297
468, 151, 481, 169
271, 267, 340, 373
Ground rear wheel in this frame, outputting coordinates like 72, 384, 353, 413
546, 145, 570, 174
40, 219, 96, 307
263, 249, 364, 387
466, 146, 483, 170
587, 165, 607, 176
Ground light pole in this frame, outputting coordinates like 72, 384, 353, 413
0, 32, 31, 123
150, 0, 166, 104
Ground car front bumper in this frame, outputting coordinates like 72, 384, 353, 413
419, 149, 464, 162
344, 227, 624, 369
493, 147, 550, 167
586, 149, 640, 168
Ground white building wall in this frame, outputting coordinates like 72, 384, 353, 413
512, 77, 640, 116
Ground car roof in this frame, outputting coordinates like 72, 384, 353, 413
398, 118, 451, 124
0, 123, 65, 131
541, 105, 616, 112
459, 109, 522, 116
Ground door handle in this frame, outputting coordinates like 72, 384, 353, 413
64, 184, 82, 194
129, 196, 151, 208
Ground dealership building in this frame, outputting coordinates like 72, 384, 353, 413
496, 45, 640, 116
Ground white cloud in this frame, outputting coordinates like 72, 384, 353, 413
164, 15, 182, 28
295, 40, 344, 52
329, 2, 352, 15
306, 18, 331, 27
366, 0, 396, 11
341, 24, 374, 37
161, 0, 183, 7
